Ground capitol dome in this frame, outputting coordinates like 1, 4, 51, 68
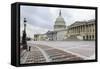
54, 10, 66, 31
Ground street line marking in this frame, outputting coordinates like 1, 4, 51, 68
35, 46, 52, 62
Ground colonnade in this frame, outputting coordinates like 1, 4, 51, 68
68, 23, 95, 40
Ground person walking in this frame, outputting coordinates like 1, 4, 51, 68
29, 46, 31, 51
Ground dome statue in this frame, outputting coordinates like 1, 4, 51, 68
54, 10, 66, 31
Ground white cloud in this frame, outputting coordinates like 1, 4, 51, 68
20, 23, 49, 38
20, 5, 95, 38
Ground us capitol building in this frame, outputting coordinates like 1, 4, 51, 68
34, 10, 95, 41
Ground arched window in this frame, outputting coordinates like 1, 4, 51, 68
86, 35, 88, 40
83, 36, 85, 40
90, 35, 91, 40
92, 35, 94, 40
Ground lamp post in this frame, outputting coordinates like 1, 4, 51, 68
22, 18, 27, 49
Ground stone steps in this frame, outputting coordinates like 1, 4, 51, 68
64, 35, 81, 41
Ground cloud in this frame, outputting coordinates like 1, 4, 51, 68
20, 6, 53, 30
20, 5, 95, 38
62, 8, 95, 25
20, 23, 49, 38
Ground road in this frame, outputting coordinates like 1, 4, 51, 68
20, 41, 95, 64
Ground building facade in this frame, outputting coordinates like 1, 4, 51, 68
56, 29, 67, 40
34, 10, 95, 41
34, 34, 47, 41
46, 31, 57, 41
67, 19, 95, 40
45, 10, 67, 41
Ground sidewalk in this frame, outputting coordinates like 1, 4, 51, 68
20, 43, 83, 64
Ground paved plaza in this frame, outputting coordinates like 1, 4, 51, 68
20, 41, 95, 64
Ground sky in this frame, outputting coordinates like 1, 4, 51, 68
20, 5, 95, 38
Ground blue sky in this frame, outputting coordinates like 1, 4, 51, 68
20, 6, 95, 38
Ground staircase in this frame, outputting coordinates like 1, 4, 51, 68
64, 35, 81, 41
